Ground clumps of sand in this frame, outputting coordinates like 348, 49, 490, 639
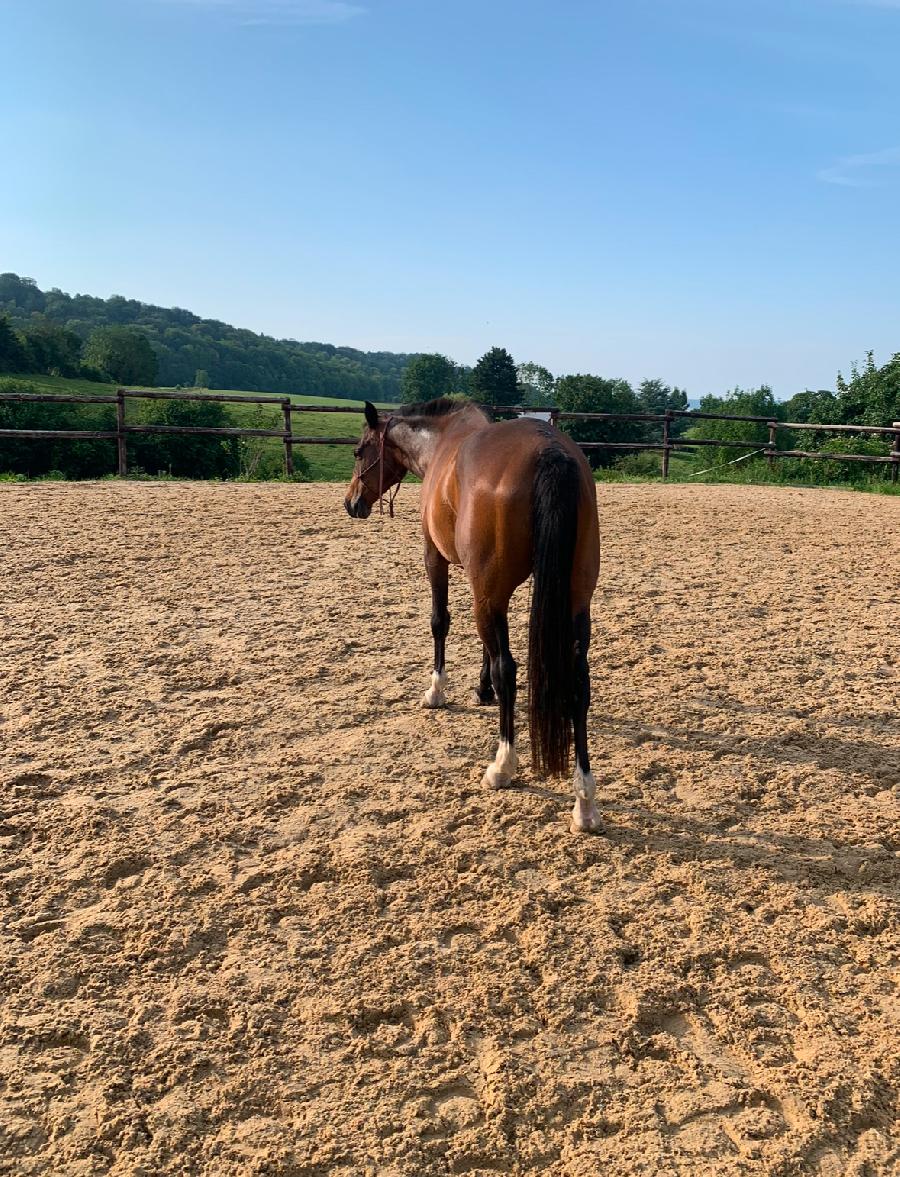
1, 481, 897, 1175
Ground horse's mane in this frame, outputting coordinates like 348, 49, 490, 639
396, 397, 476, 419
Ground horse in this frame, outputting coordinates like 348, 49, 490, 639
344, 397, 601, 834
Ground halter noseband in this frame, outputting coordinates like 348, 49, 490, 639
356, 415, 405, 517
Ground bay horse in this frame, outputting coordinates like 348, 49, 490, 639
344, 398, 601, 834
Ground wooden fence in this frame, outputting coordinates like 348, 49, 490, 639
0, 387, 898, 482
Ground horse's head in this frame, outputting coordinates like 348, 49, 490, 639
345, 401, 406, 519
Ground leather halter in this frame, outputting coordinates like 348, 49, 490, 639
356, 415, 405, 516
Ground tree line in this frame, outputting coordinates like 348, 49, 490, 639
0, 273, 412, 400
1, 269, 897, 485
401, 346, 899, 485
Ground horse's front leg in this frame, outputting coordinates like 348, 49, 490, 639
476, 608, 518, 789
422, 540, 450, 708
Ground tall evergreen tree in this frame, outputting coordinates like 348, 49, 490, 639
471, 347, 518, 406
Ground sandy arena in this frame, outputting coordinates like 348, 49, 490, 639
0, 480, 898, 1177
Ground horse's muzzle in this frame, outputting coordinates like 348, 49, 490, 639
345, 494, 372, 519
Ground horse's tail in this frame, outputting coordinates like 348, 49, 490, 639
528, 443, 579, 776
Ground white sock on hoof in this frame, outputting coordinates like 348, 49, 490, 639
571, 765, 601, 833
482, 739, 519, 789
422, 670, 448, 708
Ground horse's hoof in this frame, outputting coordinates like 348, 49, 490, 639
422, 671, 447, 709
571, 800, 602, 834
472, 690, 496, 706
482, 766, 515, 790
570, 819, 603, 835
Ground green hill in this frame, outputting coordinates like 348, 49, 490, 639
0, 272, 412, 401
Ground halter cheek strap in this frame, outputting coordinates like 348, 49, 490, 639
359, 415, 405, 516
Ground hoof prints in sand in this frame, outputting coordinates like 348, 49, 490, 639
0, 480, 898, 1176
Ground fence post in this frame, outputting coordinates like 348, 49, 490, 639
116, 389, 127, 477
767, 420, 777, 471
661, 411, 672, 479
282, 399, 294, 478
892, 422, 900, 484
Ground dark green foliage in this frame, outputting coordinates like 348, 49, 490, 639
637, 378, 688, 415
0, 273, 45, 313
836, 351, 900, 426
83, 327, 158, 385
128, 397, 240, 479
472, 347, 518, 406
0, 316, 28, 373
0, 379, 116, 478
682, 386, 777, 472
772, 435, 893, 486
555, 374, 644, 467
781, 388, 840, 425
20, 318, 84, 377
0, 273, 411, 401
637, 378, 690, 436
516, 361, 555, 406
400, 353, 456, 403
0, 379, 241, 480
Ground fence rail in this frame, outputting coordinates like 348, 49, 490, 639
1, 388, 898, 482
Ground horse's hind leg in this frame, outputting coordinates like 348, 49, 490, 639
477, 608, 518, 789
571, 609, 601, 833
474, 644, 496, 705
422, 540, 450, 709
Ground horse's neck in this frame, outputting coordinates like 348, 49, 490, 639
391, 410, 485, 478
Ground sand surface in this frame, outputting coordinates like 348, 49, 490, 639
1, 480, 898, 1177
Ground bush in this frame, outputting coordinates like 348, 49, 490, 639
0, 379, 117, 478
613, 451, 662, 477
128, 397, 240, 479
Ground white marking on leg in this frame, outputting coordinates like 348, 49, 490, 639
422, 669, 448, 709
571, 762, 601, 833
482, 738, 519, 790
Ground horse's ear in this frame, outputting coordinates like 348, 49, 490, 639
364, 401, 379, 431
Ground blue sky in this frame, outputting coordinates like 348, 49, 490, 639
2, 0, 899, 397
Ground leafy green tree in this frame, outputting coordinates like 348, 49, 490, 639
837, 351, 900, 426
683, 386, 779, 475
194, 369, 210, 389
400, 353, 456, 403
781, 388, 840, 425
20, 319, 83, 377
637, 378, 690, 438
472, 347, 518, 406
516, 361, 555, 406
83, 327, 158, 385
0, 316, 29, 373
555, 374, 643, 467
0, 273, 45, 314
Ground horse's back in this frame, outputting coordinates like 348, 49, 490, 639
428, 418, 598, 603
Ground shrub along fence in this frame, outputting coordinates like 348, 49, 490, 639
0, 388, 898, 482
